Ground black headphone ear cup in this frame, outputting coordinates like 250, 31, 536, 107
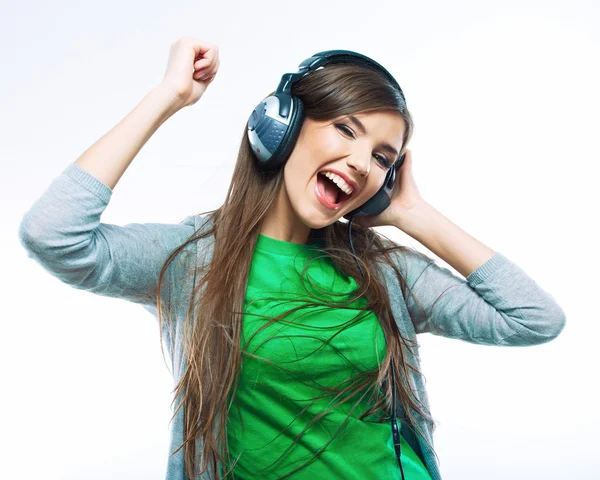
343, 166, 396, 220
269, 96, 304, 170
386, 165, 396, 189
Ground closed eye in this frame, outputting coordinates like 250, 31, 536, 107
334, 123, 392, 169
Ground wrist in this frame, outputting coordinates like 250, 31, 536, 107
150, 84, 186, 119
395, 200, 438, 238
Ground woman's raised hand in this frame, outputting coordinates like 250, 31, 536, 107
159, 37, 220, 110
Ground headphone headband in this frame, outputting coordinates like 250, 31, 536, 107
272, 50, 406, 120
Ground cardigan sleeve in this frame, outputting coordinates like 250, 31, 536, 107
17, 162, 198, 311
394, 248, 567, 346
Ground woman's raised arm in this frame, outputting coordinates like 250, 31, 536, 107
17, 37, 220, 311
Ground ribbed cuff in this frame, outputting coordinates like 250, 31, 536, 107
62, 162, 113, 204
466, 252, 507, 286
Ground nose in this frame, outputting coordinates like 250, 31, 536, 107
345, 149, 370, 177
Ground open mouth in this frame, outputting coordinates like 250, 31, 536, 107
315, 171, 354, 209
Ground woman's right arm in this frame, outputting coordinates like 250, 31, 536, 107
73, 85, 182, 191
75, 36, 221, 190
17, 37, 220, 312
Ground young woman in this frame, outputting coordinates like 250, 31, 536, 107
18, 37, 567, 480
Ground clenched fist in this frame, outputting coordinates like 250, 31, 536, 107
159, 36, 220, 110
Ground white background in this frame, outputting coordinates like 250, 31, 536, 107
2, 0, 599, 478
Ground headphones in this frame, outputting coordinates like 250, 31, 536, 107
246, 49, 406, 221
246, 50, 410, 479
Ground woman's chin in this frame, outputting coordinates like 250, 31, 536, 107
298, 207, 344, 230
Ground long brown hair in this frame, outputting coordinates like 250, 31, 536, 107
154, 62, 441, 479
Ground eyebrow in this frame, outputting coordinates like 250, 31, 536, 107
347, 115, 401, 159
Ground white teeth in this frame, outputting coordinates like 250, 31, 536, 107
321, 171, 353, 195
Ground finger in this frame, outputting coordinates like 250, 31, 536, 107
183, 36, 216, 58
193, 57, 213, 70
177, 38, 212, 71
194, 56, 219, 79
399, 150, 412, 172
194, 69, 215, 81
185, 37, 217, 70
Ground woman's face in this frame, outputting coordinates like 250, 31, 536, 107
281, 110, 406, 232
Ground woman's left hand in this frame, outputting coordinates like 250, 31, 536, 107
351, 149, 426, 229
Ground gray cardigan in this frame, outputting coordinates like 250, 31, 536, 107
18, 162, 567, 479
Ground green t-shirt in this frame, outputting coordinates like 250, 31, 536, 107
223, 233, 432, 479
